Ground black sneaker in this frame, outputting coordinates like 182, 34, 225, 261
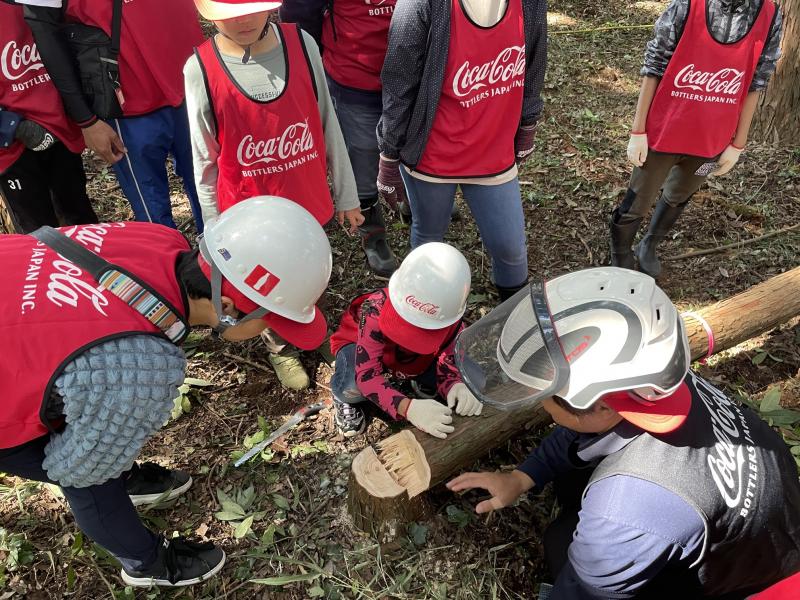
126, 462, 193, 507
121, 537, 225, 587
333, 397, 366, 437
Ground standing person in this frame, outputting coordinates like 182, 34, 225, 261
377, 0, 547, 300
280, 0, 400, 278
0, 197, 333, 587
448, 267, 800, 598
184, 0, 363, 390
0, 0, 97, 233
21, 0, 206, 232
329, 243, 481, 437
610, 0, 783, 277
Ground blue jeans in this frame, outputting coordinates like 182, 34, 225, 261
0, 435, 159, 573
326, 76, 382, 205
111, 103, 204, 232
399, 172, 528, 287
331, 344, 437, 406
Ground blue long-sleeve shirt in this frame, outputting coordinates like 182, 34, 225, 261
518, 424, 706, 599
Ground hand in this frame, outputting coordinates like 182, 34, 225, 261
627, 132, 648, 167
15, 119, 57, 151
708, 144, 743, 177
514, 123, 538, 165
336, 207, 365, 235
376, 155, 407, 212
447, 470, 534, 514
446, 382, 483, 416
82, 120, 126, 164
404, 399, 454, 439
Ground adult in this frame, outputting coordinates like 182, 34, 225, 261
0, 0, 97, 233
0, 197, 332, 586
449, 267, 800, 598
377, 0, 547, 300
280, 0, 400, 277
610, 0, 783, 277
21, 0, 206, 231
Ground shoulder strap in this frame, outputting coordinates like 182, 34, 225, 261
294, 24, 320, 101
111, 0, 123, 57
30, 226, 188, 344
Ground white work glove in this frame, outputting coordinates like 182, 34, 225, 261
627, 132, 648, 167
446, 382, 483, 417
708, 144, 743, 177
405, 399, 454, 439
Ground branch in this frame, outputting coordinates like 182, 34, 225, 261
665, 223, 800, 261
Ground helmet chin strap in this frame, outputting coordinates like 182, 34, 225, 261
198, 236, 268, 335
217, 22, 271, 64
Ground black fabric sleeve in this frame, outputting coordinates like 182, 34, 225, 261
23, 3, 97, 126
521, 0, 547, 126
279, 0, 328, 46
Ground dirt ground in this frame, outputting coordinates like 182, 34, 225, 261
1, 0, 798, 598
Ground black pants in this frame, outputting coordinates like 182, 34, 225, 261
0, 436, 159, 572
543, 467, 594, 579
0, 143, 98, 233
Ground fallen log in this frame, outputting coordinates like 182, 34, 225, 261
348, 267, 800, 538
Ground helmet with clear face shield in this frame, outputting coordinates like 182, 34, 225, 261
455, 267, 690, 411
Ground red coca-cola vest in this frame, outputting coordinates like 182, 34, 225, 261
330, 289, 460, 375
0, 222, 190, 449
415, 0, 525, 177
65, 0, 203, 117
0, 3, 84, 173
196, 25, 334, 224
321, 0, 396, 91
646, 0, 775, 158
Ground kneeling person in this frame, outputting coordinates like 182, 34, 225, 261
329, 243, 481, 438
0, 197, 332, 587
448, 268, 800, 598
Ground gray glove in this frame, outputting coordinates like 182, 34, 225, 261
16, 119, 57, 152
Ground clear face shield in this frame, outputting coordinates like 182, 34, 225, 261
455, 281, 570, 410
198, 235, 268, 335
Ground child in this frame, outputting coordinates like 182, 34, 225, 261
610, 0, 783, 277
184, 0, 363, 390
329, 243, 482, 438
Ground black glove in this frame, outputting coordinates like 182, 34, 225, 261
15, 119, 58, 152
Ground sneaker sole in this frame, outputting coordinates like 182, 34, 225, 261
129, 476, 193, 507
120, 550, 226, 587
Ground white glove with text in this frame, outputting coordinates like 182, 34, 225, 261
405, 400, 455, 439
446, 382, 483, 417
627, 133, 648, 167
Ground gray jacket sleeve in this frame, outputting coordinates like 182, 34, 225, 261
301, 31, 359, 212
751, 7, 782, 91
377, 0, 432, 159
641, 0, 686, 79
521, 0, 547, 125
184, 53, 221, 225
43, 335, 186, 488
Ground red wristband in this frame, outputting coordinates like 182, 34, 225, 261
631, 129, 646, 135
730, 141, 745, 151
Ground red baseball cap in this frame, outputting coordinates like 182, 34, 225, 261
378, 294, 455, 355
602, 382, 692, 434
197, 254, 326, 350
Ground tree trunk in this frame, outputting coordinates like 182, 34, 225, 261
751, 0, 798, 141
347, 267, 800, 536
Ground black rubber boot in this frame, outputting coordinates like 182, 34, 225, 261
359, 199, 399, 279
496, 281, 528, 302
609, 208, 642, 270
636, 198, 687, 278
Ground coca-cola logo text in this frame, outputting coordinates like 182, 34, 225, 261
1, 41, 43, 81
405, 295, 439, 316
673, 64, 744, 95
452, 45, 525, 98
237, 120, 314, 167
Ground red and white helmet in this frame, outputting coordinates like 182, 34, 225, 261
457, 267, 690, 413
379, 243, 471, 354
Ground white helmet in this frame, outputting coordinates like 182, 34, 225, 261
387, 242, 471, 329
456, 267, 690, 410
199, 196, 332, 343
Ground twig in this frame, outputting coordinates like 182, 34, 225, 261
222, 351, 273, 374
88, 553, 116, 599
665, 223, 800, 261
550, 24, 653, 35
